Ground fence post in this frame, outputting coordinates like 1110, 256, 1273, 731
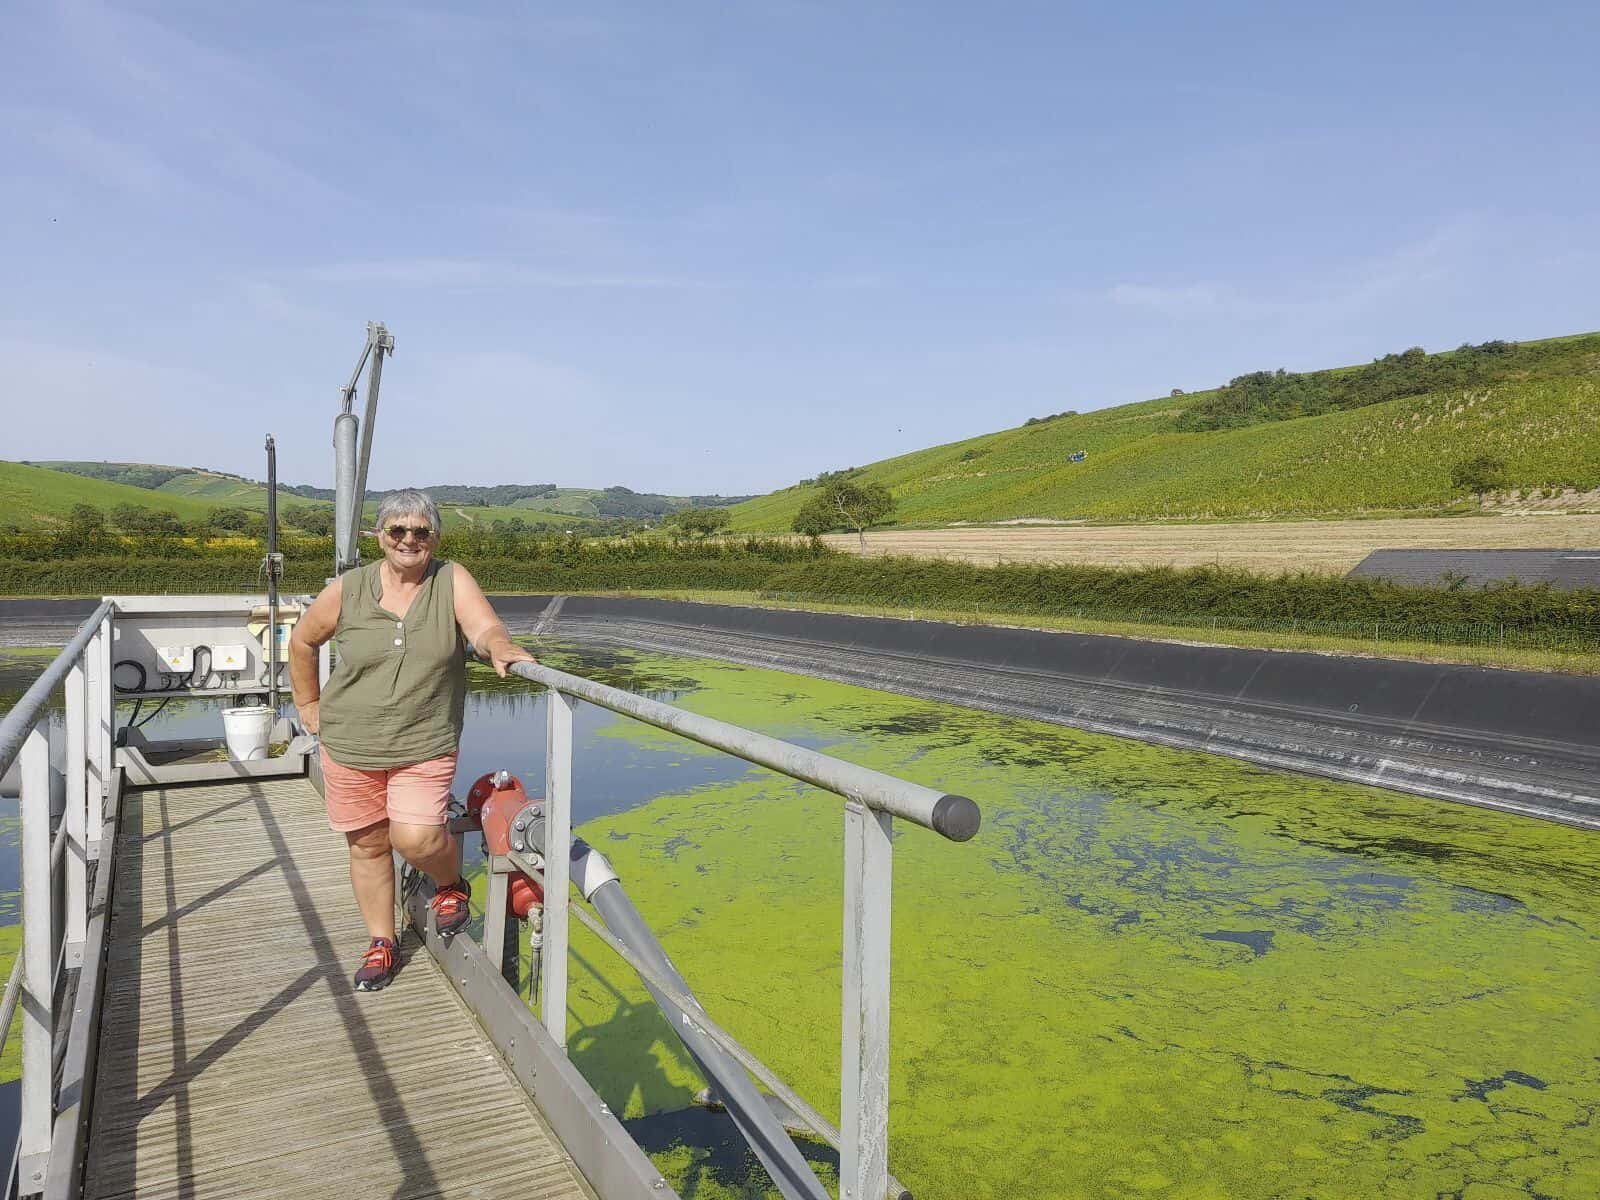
65, 659, 87, 968
20, 728, 54, 1193
841, 800, 893, 1200
542, 687, 573, 1050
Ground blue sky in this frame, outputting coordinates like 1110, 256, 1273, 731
4, 1, 1597, 494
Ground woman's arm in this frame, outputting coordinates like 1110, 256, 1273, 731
287, 577, 342, 733
453, 565, 537, 678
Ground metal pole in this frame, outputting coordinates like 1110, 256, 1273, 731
841, 800, 893, 1200
485, 861, 509, 977
333, 413, 359, 574
348, 327, 389, 563
20, 728, 53, 1192
582, 869, 832, 1200
64, 661, 87, 968
84, 627, 102, 855
91, 612, 113, 853
265, 435, 280, 712
541, 688, 572, 1048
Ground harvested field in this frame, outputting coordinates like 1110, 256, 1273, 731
822, 514, 1600, 574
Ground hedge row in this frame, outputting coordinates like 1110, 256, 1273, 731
757, 556, 1600, 629
0, 531, 819, 565
0, 556, 783, 596
7, 552, 1596, 643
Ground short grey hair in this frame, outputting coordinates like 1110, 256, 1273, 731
376, 489, 442, 536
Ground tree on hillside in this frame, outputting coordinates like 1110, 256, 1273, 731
284, 506, 335, 536
110, 503, 183, 536
209, 506, 252, 532
1450, 454, 1508, 502
66, 503, 105, 534
792, 480, 895, 548
669, 507, 731, 538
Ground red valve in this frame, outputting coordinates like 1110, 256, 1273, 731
466, 771, 545, 918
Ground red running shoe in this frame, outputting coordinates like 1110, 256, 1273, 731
354, 937, 398, 991
430, 878, 472, 938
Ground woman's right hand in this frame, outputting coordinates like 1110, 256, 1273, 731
298, 699, 320, 735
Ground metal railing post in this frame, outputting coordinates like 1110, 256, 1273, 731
89, 613, 113, 853
20, 727, 54, 1192
485, 860, 509, 975
84, 627, 103, 855
541, 688, 573, 1049
840, 800, 893, 1200
65, 659, 87, 967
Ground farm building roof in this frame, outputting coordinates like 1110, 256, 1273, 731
1348, 549, 1600, 591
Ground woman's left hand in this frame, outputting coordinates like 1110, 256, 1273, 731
487, 640, 538, 678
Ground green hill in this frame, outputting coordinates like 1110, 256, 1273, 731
34, 462, 309, 512
8, 462, 733, 532
1, 461, 222, 529
731, 332, 1600, 530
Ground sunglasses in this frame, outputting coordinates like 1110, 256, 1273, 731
384, 525, 434, 541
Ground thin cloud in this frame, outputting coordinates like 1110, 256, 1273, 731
300, 259, 723, 290
50, 0, 351, 210
1108, 282, 1228, 317
1106, 214, 1487, 323
3, 107, 184, 198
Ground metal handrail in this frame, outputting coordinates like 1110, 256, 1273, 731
508, 656, 983, 1200
0, 601, 111, 781
510, 660, 979, 840
0, 599, 114, 1199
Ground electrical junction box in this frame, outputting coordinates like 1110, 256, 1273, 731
157, 645, 194, 673
213, 644, 249, 672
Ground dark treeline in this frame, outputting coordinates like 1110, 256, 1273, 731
1174, 337, 1594, 431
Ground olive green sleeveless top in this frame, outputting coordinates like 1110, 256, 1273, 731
319, 560, 467, 769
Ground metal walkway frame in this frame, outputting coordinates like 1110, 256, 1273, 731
0, 597, 982, 1200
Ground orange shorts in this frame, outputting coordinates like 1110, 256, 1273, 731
321, 748, 458, 833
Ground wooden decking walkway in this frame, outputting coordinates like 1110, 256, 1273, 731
84, 775, 595, 1200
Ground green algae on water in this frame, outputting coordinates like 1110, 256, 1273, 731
489, 648, 1600, 1199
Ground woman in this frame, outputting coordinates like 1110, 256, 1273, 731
289, 489, 535, 991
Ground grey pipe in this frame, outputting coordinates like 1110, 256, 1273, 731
557, 832, 831, 1200
265, 434, 280, 710
333, 412, 359, 573
513, 661, 979, 840
347, 337, 385, 560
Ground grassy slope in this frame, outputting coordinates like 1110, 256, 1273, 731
155, 472, 297, 506
511, 487, 747, 519
424, 502, 598, 531
512, 487, 611, 517
731, 335, 1600, 530
0, 461, 220, 527
2, 462, 600, 531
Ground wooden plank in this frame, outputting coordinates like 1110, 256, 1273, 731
84, 776, 595, 1200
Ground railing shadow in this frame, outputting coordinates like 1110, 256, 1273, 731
93, 779, 446, 1198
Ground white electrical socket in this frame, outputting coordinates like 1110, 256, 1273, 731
213, 644, 249, 671
157, 645, 194, 672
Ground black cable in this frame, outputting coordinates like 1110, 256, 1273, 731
189, 645, 215, 691
112, 659, 147, 693
113, 659, 148, 727
132, 698, 172, 728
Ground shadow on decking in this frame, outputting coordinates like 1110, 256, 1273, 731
93, 781, 444, 1199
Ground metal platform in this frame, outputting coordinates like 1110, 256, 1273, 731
83, 775, 593, 1200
